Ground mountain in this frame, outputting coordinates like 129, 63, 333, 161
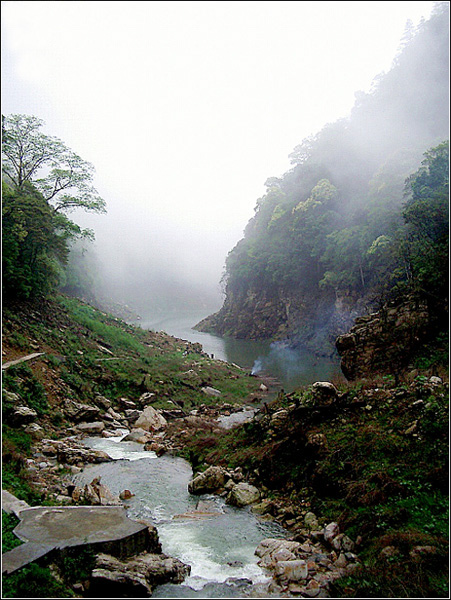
196, 3, 449, 356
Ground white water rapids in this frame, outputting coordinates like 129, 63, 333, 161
74, 434, 288, 597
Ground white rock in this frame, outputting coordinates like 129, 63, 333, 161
134, 406, 167, 432
324, 522, 340, 544
274, 560, 308, 583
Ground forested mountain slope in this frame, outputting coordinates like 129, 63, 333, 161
197, 3, 449, 356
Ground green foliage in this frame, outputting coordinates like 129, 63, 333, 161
2, 114, 106, 219
402, 140, 449, 303
2, 114, 107, 302
2, 364, 48, 417
2, 512, 23, 553
1, 428, 42, 505
217, 6, 449, 345
2, 182, 67, 300
2, 563, 73, 598
57, 547, 97, 584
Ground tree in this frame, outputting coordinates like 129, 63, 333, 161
2, 114, 106, 240
2, 182, 67, 299
2, 114, 107, 300
402, 141, 449, 300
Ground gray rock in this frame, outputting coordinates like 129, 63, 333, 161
56, 443, 111, 465
323, 522, 340, 544
188, 465, 229, 494
304, 512, 319, 529
94, 395, 112, 409
121, 428, 153, 444
63, 400, 100, 422
76, 421, 105, 435
125, 409, 141, 422
312, 382, 338, 403
12, 406, 37, 425
274, 560, 308, 583
201, 386, 222, 397
23, 423, 45, 438
134, 406, 167, 432
226, 482, 261, 507
90, 551, 190, 596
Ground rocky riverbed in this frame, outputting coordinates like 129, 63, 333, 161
12, 384, 367, 598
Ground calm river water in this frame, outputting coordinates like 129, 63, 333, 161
135, 309, 343, 391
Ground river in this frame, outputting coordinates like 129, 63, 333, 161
75, 435, 288, 598
77, 308, 342, 596
134, 309, 343, 391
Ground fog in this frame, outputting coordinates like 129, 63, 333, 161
1, 1, 437, 318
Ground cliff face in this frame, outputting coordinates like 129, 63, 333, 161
336, 296, 431, 380
196, 285, 365, 355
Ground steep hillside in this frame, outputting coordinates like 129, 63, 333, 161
2, 294, 266, 506
196, 4, 449, 355
182, 366, 449, 598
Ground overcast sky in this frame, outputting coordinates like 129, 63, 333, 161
1, 1, 437, 310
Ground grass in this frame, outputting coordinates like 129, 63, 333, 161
182, 376, 449, 598
2, 512, 23, 553
2, 563, 74, 598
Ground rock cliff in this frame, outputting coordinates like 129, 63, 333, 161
196, 285, 365, 356
336, 296, 431, 380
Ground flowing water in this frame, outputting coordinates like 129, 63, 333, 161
134, 310, 343, 391
75, 436, 288, 597
75, 308, 342, 594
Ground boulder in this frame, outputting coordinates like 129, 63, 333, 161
304, 511, 319, 529
94, 395, 112, 409
188, 465, 229, 494
96, 482, 122, 506
138, 392, 156, 406
63, 400, 100, 422
77, 478, 121, 506
134, 406, 167, 432
120, 489, 134, 500
3, 390, 20, 405
274, 560, 308, 584
323, 522, 340, 544
331, 533, 355, 553
119, 397, 137, 410
125, 409, 141, 423
90, 551, 190, 597
76, 421, 105, 435
23, 422, 45, 438
90, 565, 151, 597
226, 482, 261, 507
270, 409, 289, 429
11, 406, 37, 425
201, 386, 222, 397
255, 538, 301, 561
56, 443, 111, 465
251, 499, 273, 516
311, 382, 338, 404
121, 428, 153, 444
107, 407, 124, 421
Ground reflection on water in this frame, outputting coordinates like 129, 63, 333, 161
135, 310, 343, 391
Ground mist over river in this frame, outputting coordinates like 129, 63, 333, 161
134, 309, 343, 391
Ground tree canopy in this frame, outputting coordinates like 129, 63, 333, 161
2, 114, 107, 300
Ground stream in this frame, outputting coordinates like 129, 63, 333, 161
72, 308, 341, 595
74, 434, 289, 598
